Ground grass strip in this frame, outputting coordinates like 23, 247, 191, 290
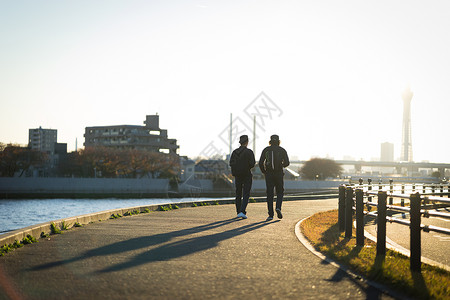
300, 209, 450, 300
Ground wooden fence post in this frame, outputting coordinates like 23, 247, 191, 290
356, 189, 364, 246
401, 184, 405, 207
389, 179, 393, 205
410, 192, 422, 272
377, 191, 387, 256
345, 187, 354, 239
338, 185, 346, 232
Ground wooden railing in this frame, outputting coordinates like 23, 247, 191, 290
338, 181, 450, 271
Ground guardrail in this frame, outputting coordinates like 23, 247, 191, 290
338, 180, 450, 272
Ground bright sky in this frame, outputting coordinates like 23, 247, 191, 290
1, 0, 449, 163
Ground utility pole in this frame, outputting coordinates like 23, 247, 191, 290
229, 113, 232, 160
253, 115, 256, 154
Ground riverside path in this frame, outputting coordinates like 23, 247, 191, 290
0, 199, 395, 300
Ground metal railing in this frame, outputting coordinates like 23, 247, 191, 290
338, 180, 450, 272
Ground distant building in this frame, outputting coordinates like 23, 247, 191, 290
29, 127, 57, 154
195, 160, 230, 179
180, 156, 196, 181
28, 127, 67, 175
53, 143, 68, 167
84, 115, 179, 154
380, 142, 394, 162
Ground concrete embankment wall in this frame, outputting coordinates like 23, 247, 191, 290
0, 177, 346, 198
0, 177, 170, 198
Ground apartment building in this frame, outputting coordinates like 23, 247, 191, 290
84, 115, 179, 154
28, 127, 57, 154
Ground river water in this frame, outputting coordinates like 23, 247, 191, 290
0, 197, 226, 234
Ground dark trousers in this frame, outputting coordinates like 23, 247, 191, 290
265, 172, 284, 217
234, 175, 252, 214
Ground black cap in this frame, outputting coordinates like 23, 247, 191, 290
270, 134, 279, 142
239, 135, 249, 144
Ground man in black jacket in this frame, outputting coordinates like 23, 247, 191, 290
230, 135, 256, 219
259, 134, 290, 221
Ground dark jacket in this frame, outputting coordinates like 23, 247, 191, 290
259, 145, 289, 174
229, 146, 256, 177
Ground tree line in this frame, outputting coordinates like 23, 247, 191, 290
0, 143, 180, 178
0, 143, 47, 177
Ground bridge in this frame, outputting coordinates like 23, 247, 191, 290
290, 160, 450, 176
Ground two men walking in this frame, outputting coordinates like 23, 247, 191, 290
230, 134, 289, 221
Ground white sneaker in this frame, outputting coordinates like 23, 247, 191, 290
237, 212, 247, 219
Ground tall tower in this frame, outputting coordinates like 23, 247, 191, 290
401, 87, 413, 161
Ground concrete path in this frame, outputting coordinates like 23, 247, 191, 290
0, 199, 395, 300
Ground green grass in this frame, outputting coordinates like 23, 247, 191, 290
2, 217, 82, 256
50, 222, 61, 234
0, 234, 38, 256
301, 209, 450, 300
124, 210, 140, 216
60, 221, 70, 231
21, 234, 37, 245
158, 205, 171, 211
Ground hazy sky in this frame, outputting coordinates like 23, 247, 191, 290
1, 0, 449, 162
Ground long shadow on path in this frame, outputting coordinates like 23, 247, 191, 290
30, 218, 275, 273
97, 220, 276, 273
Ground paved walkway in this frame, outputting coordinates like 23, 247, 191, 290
0, 199, 395, 300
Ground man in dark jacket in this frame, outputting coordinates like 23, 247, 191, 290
230, 135, 256, 219
259, 134, 290, 221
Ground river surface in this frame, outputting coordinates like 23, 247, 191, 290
0, 197, 228, 234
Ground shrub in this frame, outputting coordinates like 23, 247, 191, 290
60, 221, 70, 231
50, 222, 61, 234
22, 234, 37, 245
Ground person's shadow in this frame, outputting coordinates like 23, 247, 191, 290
97, 220, 275, 273
30, 218, 277, 273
